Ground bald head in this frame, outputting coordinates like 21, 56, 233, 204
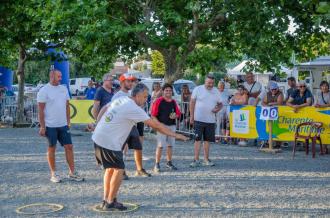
49, 69, 62, 86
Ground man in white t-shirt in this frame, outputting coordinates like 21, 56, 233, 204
92, 83, 188, 211
37, 69, 84, 183
189, 74, 222, 167
113, 73, 152, 178
243, 72, 262, 105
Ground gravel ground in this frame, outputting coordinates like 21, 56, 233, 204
0, 127, 330, 218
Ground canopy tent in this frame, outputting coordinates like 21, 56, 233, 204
294, 56, 330, 94
227, 60, 273, 75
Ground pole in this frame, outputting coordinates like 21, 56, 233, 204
268, 120, 273, 149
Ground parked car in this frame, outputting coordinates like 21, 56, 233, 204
69, 77, 92, 96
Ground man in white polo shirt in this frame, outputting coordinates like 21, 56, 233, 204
37, 69, 84, 183
243, 72, 262, 105
92, 83, 188, 211
189, 74, 222, 167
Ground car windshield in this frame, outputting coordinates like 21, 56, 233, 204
173, 83, 195, 95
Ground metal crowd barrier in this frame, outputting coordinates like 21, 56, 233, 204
0, 96, 39, 126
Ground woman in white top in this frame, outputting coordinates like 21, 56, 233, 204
314, 81, 330, 108
216, 81, 230, 143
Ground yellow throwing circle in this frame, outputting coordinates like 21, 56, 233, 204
16, 203, 64, 215
92, 202, 139, 213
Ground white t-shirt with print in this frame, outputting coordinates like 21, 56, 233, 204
244, 81, 262, 105
37, 83, 70, 127
92, 96, 150, 151
191, 85, 222, 123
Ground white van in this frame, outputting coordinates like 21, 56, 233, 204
140, 78, 196, 103
69, 77, 92, 96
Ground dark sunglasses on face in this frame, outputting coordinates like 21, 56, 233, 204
298, 85, 306, 88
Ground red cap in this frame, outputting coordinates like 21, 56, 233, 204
119, 73, 137, 82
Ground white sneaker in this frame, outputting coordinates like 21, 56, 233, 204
50, 174, 61, 183
68, 172, 84, 182
238, 141, 247, 146
202, 159, 215, 166
190, 160, 201, 168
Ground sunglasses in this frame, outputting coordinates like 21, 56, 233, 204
298, 85, 306, 88
271, 88, 278, 91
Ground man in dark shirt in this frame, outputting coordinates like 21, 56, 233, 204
92, 73, 114, 119
285, 77, 297, 103
151, 83, 181, 173
286, 81, 313, 112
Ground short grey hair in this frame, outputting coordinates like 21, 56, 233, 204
102, 73, 113, 81
131, 83, 149, 97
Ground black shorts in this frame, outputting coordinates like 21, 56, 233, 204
136, 122, 144, 137
94, 143, 125, 169
194, 121, 215, 142
124, 126, 142, 150
45, 126, 72, 147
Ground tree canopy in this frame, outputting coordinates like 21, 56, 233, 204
41, 0, 329, 82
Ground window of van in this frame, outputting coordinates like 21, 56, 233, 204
70, 80, 76, 85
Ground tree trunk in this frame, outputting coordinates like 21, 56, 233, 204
16, 45, 27, 124
163, 48, 184, 83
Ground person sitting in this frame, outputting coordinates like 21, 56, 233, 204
262, 82, 284, 149
262, 82, 284, 107
286, 81, 313, 113
314, 81, 330, 108
230, 85, 248, 146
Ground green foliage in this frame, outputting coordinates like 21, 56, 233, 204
151, 51, 165, 77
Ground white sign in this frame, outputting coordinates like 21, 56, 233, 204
260, 107, 278, 120
233, 110, 249, 134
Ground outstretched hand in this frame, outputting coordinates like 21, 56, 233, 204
175, 133, 189, 141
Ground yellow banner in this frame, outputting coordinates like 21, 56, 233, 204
69, 100, 94, 124
229, 106, 330, 143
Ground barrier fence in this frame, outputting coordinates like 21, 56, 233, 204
4, 97, 327, 144
0, 96, 38, 126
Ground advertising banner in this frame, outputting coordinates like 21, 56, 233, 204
230, 105, 330, 144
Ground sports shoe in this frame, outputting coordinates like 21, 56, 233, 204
153, 163, 160, 173
68, 172, 85, 182
103, 201, 127, 211
238, 141, 247, 146
166, 161, 178, 170
50, 174, 61, 183
202, 159, 215, 166
123, 171, 129, 180
190, 160, 201, 168
135, 169, 151, 177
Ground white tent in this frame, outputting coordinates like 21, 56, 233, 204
294, 56, 330, 94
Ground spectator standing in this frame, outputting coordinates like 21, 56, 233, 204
285, 77, 297, 103
112, 74, 152, 178
151, 82, 162, 103
189, 74, 222, 167
37, 69, 84, 183
286, 81, 313, 112
92, 83, 187, 211
92, 73, 114, 119
151, 83, 181, 173
83, 80, 96, 100
243, 72, 262, 105
180, 84, 191, 128
314, 81, 330, 108
216, 81, 230, 143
